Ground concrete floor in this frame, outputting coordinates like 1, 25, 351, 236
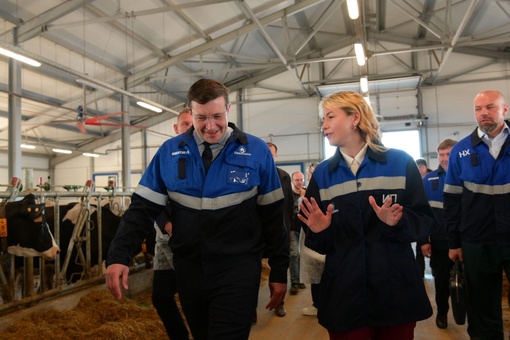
250, 270, 474, 339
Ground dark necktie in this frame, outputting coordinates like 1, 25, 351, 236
202, 142, 212, 173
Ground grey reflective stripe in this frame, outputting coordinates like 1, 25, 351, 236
319, 176, 406, 200
258, 187, 284, 206
169, 187, 258, 210
429, 200, 443, 209
464, 181, 510, 195
135, 185, 167, 205
444, 183, 463, 194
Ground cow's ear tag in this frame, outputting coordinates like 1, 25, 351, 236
0, 218, 7, 237
27, 207, 32, 213
35, 207, 40, 213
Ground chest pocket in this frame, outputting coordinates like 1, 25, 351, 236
459, 152, 491, 183
165, 153, 194, 189
224, 155, 260, 188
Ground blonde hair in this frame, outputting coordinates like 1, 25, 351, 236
319, 91, 385, 152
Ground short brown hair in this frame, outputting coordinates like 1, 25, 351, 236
266, 142, 277, 153
187, 79, 230, 109
437, 138, 457, 152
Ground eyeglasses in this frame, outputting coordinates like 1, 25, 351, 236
192, 112, 226, 122
293, 178, 305, 182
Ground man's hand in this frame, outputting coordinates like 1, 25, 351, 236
421, 244, 432, 258
449, 248, 463, 262
164, 221, 173, 236
105, 263, 130, 300
266, 282, 287, 311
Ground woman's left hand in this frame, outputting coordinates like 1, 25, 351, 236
368, 195, 403, 226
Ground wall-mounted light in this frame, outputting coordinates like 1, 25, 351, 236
76, 78, 114, 94
347, 0, 359, 19
82, 152, 100, 158
360, 76, 369, 93
354, 43, 366, 66
52, 148, 72, 154
137, 101, 163, 113
20, 143, 36, 149
0, 47, 41, 67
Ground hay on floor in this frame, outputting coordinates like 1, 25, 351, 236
0, 289, 167, 340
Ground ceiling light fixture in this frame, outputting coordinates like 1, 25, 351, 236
52, 148, 72, 154
347, 0, 359, 20
360, 76, 369, 93
137, 101, 163, 113
76, 79, 114, 94
354, 42, 366, 66
20, 143, 36, 149
82, 152, 100, 158
0, 47, 41, 67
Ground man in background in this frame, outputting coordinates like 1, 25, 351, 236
290, 171, 307, 294
445, 90, 509, 339
266, 142, 293, 317
420, 139, 457, 329
151, 107, 192, 339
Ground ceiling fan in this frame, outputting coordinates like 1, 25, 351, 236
72, 105, 146, 134
24, 106, 147, 134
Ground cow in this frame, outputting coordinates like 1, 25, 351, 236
1, 194, 59, 260
44, 201, 154, 283
1, 194, 59, 303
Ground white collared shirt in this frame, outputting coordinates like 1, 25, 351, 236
340, 143, 368, 175
478, 124, 510, 159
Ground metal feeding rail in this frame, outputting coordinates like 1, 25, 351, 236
0, 178, 135, 310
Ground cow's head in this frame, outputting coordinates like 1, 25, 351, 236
5, 194, 60, 260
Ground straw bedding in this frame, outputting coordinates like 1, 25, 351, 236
0, 289, 167, 339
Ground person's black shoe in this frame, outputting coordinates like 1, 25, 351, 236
289, 283, 299, 295
436, 314, 447, 329
275, 302, 286, 317
297, 283, 306, 289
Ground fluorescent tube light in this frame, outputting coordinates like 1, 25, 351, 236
354, 43, 366, 66
137, 101, 163, 113
360, 76, 368, 93
20, 143, 36, 149
0, 47, 41, 67
83, 152, 100, 158
347, 0, 359, 19
52, 148, 72, 154
76, 79, 114, 94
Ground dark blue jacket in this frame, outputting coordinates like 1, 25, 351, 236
107, 123, 289, 283
421, 166, 448, 249
303, 147, 435, 332
444, 123, 510, 249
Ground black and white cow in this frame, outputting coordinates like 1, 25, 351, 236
3, 194, 59, 260
44, 201, 154, 283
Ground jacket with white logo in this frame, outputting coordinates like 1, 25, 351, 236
107, 123, 289, 283
303, 147, 436, 332
421, 166, 448, 249
444, 122, 510, 249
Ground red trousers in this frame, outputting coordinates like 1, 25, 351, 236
328, 322, 416, 340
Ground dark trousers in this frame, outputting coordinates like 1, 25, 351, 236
429, 246, 453, 316
311, 283, 320, 308
173, 254, 261, 340
415, 243, 425, 277
462, 242, 510, 340
152, 269, 189, 340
